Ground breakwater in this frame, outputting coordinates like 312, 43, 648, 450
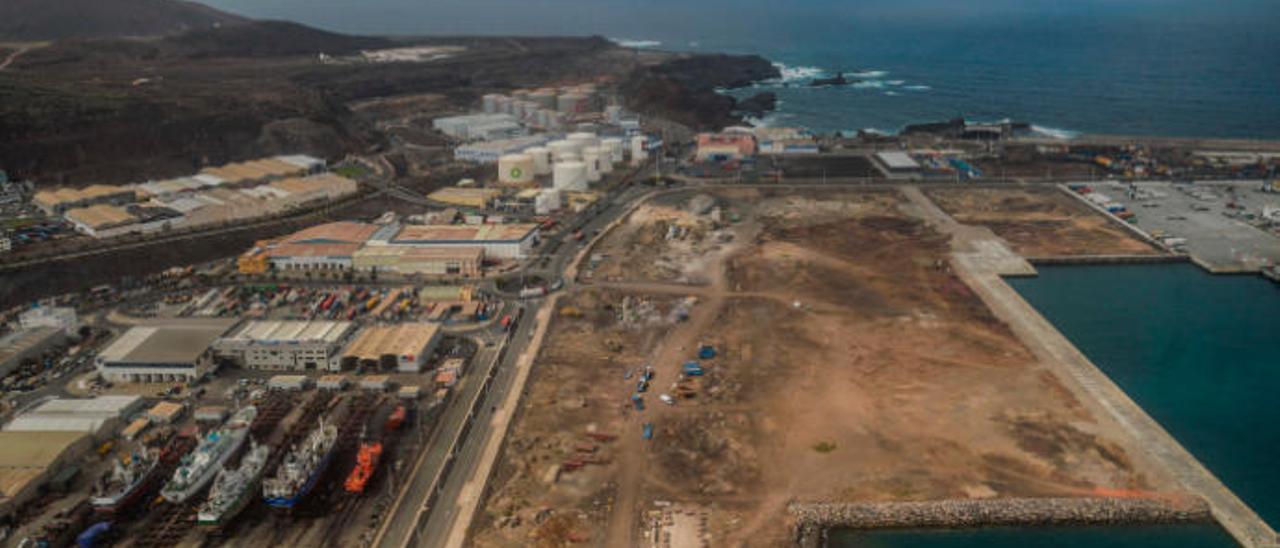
791, 497, 1211, 548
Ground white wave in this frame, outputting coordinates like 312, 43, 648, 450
767, 62, 828, 84
883, 90, 900, 96
852, 80, 886, 89
1031, 124, 1080, 139
611, 38, 661, 49
886, 80, 905, 86
688, 41, 700, 48
904, 84, 931, 91
850, 69, 887, 78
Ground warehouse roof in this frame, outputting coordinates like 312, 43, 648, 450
282, 221, 378, 245
4, 395, 142, 433
97, 320, 236, 365
874, 151, 922, 170
393, 223, 538, 244
226, 320, 354, 345
0, 327, 63, 367
353, 245, 484, 261
343, 323, 441, 361
267, 242, 361, 259
64, 204, 137, 229
0, 431, 87, 498
425, 187, 501, 206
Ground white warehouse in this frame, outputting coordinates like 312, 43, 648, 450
212, 320, 356, 372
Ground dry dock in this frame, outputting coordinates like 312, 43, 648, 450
903, 186, 1278, 548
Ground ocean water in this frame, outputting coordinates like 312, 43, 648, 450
832, 523, 1236, 547
201, 0, 1280, 138
1009, 264, 1280, 529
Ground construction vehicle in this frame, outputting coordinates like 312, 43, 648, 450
697, 344, 717, 360
630, 394, 644, 411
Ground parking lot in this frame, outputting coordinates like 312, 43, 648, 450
1080, 180, 1280, 271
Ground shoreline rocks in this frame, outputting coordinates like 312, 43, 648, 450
790, 497, 1212, 547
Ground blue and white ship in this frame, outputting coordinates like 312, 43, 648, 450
262, 419, 337, 508
160, 405, 257, 504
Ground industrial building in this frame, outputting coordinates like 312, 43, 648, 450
874, 151, 923, 175
18, 306, 78, 336
352, 246, 484, 276
341, 323, 442, 373
95, 319, 236, 383
454, 135, 549, 163
237, 221, 378, 274
196, 156, 324, 187
63, 203, 183, 238
433, 113, 525, 142
696, 132, 757, 162
0, 327, 66, 378
33, 184, 137, 215
389, 224, 539, 259
0, 431, 92, 520
213, 320, 356, 372
3, 395, 144, 434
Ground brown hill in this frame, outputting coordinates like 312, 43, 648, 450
0, 0, 248, 41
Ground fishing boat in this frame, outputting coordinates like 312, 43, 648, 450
343, 442, 383, 494
262, 420, 338, 509
90, 450, 159, 514
160, 405, 257, 504
196, 441, 270, 527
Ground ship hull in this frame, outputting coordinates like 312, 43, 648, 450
162, 430, 250, 504
197, 483, 257, 527
263, 448, 335, 509
90, 463, 158, 515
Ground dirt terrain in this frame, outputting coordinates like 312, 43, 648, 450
586, 195, 748, 285
473, 188, 1176, 547
924, 186, 1160, 257
471, 289, 683, 547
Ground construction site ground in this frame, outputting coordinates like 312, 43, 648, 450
469, 187, 1185, 547
924, 186, 1161, 257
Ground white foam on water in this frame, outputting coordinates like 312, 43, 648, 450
852, 80, 886, 89
884, 91, 901, 96
767, 62, 828, 84
850, 69, 888, 78
1031, 124, 1080, 139
887, 80, 905, 86
904, 84, 932, 91
610, 38, 662, 49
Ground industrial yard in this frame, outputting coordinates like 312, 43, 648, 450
471, 188, 1181, 546
924, 186, 1161, 257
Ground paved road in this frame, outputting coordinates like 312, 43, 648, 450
373, 177, 654, 548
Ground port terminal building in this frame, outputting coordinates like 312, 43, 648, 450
212, 320, 356, 372
95, 319, 237, 383
340, 323, 442, 373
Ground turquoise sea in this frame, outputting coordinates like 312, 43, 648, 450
832, 523, 1235, 547
830, 264, 1277, 546
202, 0, 1280, 138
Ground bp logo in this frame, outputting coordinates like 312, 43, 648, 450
509, 167, 524, 179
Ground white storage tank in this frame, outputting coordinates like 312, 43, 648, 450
535, 189, 562, 215
547, 140, 578, 162
630, 136, 649, 165
595, 146, 614, 174
553, 161, 588, 191
525, 146, 552, 176
482, 94, 504, 114
582, 147, 602, 182
495, 95, 513, 114
601, 137, 624, 164
499, 154, 536, 185
568, 132, 599, 151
